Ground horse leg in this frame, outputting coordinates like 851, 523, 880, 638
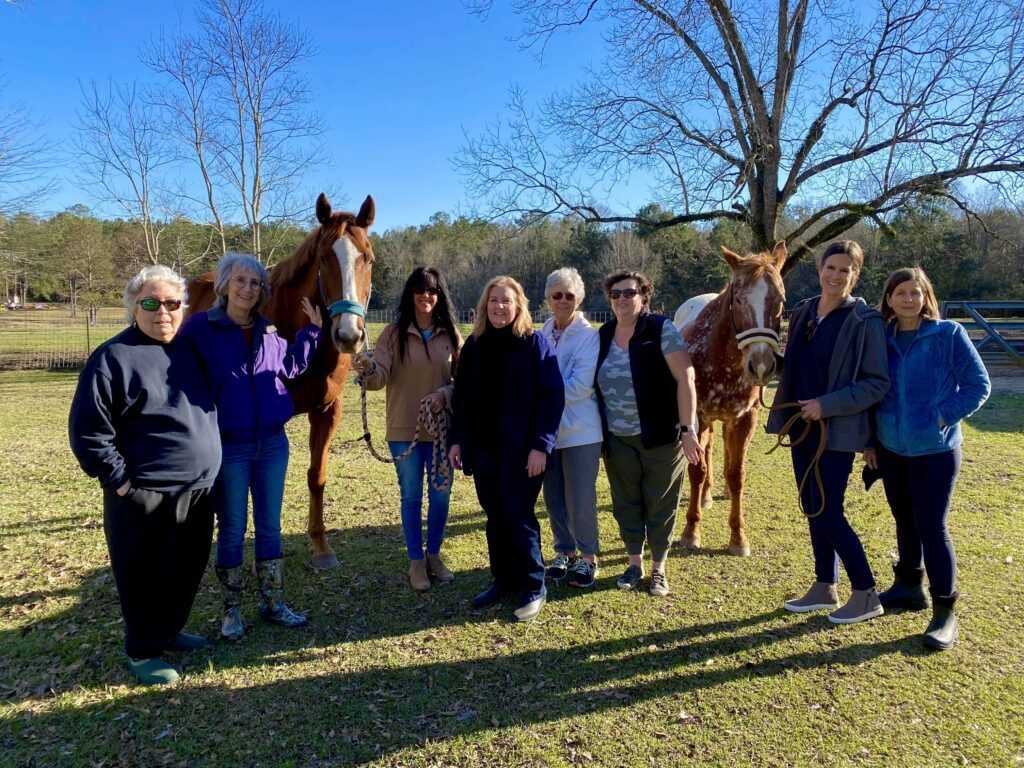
701, 422, 715, 511
723, 410, 757, 557
680, 425, 713, 550
307, 398, 342, 569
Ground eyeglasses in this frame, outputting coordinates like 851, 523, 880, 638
550, 292, 576, 301
413, 287, 439, 296
137, 298, 183, 312
230, 276, 263, 290
609, 288, 639, 300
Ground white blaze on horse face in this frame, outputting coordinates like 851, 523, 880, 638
742, 277, 774, 381
331, 235, 364, 347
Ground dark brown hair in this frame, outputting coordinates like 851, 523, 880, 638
818, 240, 865, 273
603, 271, 654, 308
878, 267, 941, 323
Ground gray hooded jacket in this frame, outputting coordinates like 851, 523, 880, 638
766, 295, 890, 453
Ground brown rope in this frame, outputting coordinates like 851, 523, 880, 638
759, 387, 828, 518
339, 375, 453, 493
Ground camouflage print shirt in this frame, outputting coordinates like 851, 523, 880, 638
596, 322, 686, 437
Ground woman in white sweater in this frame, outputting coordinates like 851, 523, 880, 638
539, 268, 603, 588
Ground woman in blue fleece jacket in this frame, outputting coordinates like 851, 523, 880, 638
180, 253, 321, 640
864, 267, 990, 650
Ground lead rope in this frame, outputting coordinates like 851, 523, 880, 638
340, 372, 453, 493
759, 387, 828, 518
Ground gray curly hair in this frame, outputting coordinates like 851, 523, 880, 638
544, 267, 586, 303
123, 264, 187, 323
212, 253, 271, 312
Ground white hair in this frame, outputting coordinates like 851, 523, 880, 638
545, 267, 586, 302
213, 253, 271, 311
123, 264, 187, 323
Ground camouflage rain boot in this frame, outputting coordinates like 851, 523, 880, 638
255, 558, 309, 628
215, 564, 246, 641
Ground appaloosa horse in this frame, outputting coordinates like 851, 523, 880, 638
674, 241, 787, 556
189, 193, 375, 568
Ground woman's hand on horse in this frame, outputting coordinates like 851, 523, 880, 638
526, 449, 547, 478
352, 352, 373, 375
862, 448, 878, 469
301, 297, 323, 328
448, 444, 462, 470
422, 392, 445, 413
680, 432, 704, 465
798, 398, 824, 421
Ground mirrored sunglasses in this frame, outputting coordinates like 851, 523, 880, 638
137, 298, 183, 312
550, 292, 576, 301
609, 288, 639, 300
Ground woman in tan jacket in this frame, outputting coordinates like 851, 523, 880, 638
352, 267, 461, 590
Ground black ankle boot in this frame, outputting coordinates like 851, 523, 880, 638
878, 564, 928, 611
923, 593, 958, 651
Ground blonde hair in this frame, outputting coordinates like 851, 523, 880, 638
472, 275, 534, 339
879, 267, 941, 323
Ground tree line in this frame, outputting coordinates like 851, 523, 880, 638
2, 196, 1022, 320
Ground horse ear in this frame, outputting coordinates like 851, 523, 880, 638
771, 240, 788, 270
720, 246, 744, 269
316, 193, 332, 226
356, 195, 375, 229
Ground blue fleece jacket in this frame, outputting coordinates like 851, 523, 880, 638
875, 318, 990, 457
180, 307, 320, 444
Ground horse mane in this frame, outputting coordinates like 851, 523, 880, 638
738, 250, 779, 281
272, 210, 365, 287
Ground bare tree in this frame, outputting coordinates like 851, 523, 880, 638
461, 0, 1024, 272
144, 0, 323, 263
0, 75, 54, 216
74, 80, 173, 264
595, 228, 662, 285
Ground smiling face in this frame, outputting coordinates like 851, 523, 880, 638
609, 279, 643, 323
487, 284, 517, 328
226, 269, 262, 319
134, 280, 184, 343
886, 278, 925, 322
819, 252, 857, 301
546, 284, 580, 328
413, 286, 439, 320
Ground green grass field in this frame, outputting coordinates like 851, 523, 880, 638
1, 370, 1022, 767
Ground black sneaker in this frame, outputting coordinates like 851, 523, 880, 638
616, 564, 643, 591
568, 559, 598, 588
545, 553, 577, 582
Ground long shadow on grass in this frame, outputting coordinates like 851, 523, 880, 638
966, 393, 1024, 434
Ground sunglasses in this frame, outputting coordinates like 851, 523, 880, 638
550, 292, 576, 301
609, 288, 639, 300
413, 287, 439, 296
137, 298, 183, 312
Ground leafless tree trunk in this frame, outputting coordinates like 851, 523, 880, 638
145, 0, 322, 263
74, 81, 172, 264
461, 0, 1024, 272
0, 75, 55, 216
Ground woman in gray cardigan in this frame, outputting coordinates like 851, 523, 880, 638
767, 241, 890, 624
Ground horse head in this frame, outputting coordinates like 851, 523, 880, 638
313, 192, 376, 354
721, 241, 787, 385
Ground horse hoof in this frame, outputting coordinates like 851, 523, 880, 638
728, 543, 751, 557
700, 497, 713, 511
679, 535, 701, 551
309, 553, 339, 570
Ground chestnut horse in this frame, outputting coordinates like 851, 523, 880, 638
189, 193, 376, 568
675, 242, 787, 556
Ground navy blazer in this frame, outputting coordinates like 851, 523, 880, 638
451, 330, 565, 476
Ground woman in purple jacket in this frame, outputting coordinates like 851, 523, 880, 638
181, 253, 321, 640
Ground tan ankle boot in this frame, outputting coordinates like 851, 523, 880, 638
409, 558, 431, 591
426, 552, 454, 583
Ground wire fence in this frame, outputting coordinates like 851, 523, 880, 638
0, 305, 618, 371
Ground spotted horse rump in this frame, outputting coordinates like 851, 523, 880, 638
673, 241, 787, 556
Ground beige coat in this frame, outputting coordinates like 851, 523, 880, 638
363, 323, 459, 442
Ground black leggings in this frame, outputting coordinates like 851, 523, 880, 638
103, 486, 214, 659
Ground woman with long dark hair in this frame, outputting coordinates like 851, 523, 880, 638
352, 267, 462, 590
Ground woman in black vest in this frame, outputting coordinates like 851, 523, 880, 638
594, 271, 703, 596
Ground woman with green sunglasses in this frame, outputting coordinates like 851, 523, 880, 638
70, 265, 222, 686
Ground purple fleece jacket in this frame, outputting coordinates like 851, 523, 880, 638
180, 306, 321, 444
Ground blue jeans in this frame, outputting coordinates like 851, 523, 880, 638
388, 441, 451, 560
791, 442, 875, 591
215, 429, 289, 567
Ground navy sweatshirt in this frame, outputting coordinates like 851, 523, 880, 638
69, 325, 222, 492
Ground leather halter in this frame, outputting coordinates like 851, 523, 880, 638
727, 284, 780, 352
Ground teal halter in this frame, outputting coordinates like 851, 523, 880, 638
327, 299, 365, 318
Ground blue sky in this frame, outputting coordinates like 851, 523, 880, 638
0, 0, 621, 231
